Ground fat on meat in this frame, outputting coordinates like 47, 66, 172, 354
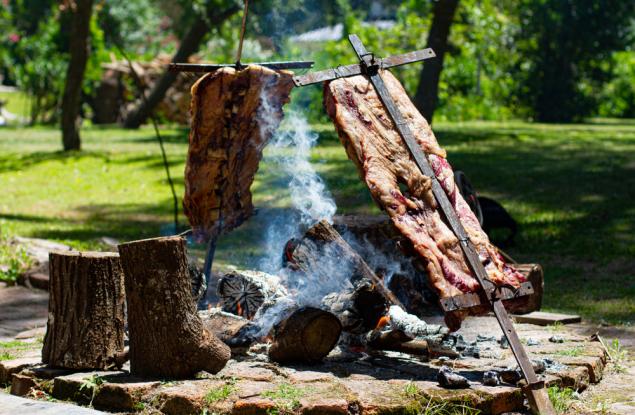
183, 65, 294, 240
324, 71, 526, 329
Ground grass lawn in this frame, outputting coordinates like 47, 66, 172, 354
0, 120, 633, 325
0, 90, 30, 118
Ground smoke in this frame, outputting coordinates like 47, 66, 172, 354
257, 111, 336, 274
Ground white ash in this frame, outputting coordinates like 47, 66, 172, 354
388, 305, 448, 340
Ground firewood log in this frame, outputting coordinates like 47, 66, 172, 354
118, 236, 230, 378
321, 280, 387, 334
216, 270, 287, 319
268, 307, 341, 364
289, 220, 402, 307
42, 251, 125, 369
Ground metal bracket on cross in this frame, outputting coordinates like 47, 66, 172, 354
293, 34, 556, 415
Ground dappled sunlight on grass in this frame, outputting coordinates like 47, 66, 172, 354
0, 121, 634, 323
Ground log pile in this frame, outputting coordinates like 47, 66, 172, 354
92, 56, 195, 125
39, 217, 543, 373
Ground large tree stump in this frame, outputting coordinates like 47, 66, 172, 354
268, 307, 341, 364
42, 251, 125, 369
118, 236, 230, 378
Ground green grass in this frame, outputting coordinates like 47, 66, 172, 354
262, 383, 307, 414
1, 120, 634, 324
555, 346, 584, 357
401, 382, 481, 415
548, 386, 576, 414
204, 381, 236, 404
0, 90, 29, 118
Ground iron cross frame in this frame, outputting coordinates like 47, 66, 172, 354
294, 34, 555, 415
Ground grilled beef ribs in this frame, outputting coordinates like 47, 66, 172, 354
183, 65, 294, 240
324, 72, 526, 329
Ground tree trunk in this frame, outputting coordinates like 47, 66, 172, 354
122, 5, 240, 129
42, 251, 125, 369
118, 236, 230, 378
268, 307, 341, 364
60, 0, 94, 151
413, 0, 460, 123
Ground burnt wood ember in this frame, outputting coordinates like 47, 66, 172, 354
42, 251, 125, 370
217, 270, 287, 319
183, 65, 294, 240
118, 236, 230, 378
324, 73, 527, 329
199, 308, 260, 348
268, 307, 342, 364
321, 280, 387, 334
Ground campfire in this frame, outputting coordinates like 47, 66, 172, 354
35, 17, 557, 412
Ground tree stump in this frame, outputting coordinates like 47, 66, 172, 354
268, 307, 341, 364
118, 236, 230, 378
42, 251, 125, 369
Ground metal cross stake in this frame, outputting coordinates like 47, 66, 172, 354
294, 34, 556, 415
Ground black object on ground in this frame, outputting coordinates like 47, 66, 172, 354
437, 365, 470, 389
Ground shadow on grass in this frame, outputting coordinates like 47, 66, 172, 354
0, 150, 111, 174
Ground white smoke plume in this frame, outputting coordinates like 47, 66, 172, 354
258, 111, 336, 274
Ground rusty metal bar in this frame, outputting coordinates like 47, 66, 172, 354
345, 34, 555, 415
293, 48, 435, 86
168, 61, 314, 73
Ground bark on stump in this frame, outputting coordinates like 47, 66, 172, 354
268, 307, 341, 364
42, 251, 125, 369
118, 236, 230, 378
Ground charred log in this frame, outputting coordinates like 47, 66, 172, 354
321, 280, 387, 334
217, 270, 287, 319
288, 220, 402, 307
268, 307, 341, 364
42, 251, 125, 369
366, 329, 429, 356
118, 236, 230, 378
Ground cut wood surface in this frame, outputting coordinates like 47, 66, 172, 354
268, 307, 342, 364
42, 251, 125, 369
118, 236, 230, 378
183, 65, 294, 240
217, 270, 287, 319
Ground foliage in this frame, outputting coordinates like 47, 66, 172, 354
0, 234, 32, 284
607, 338, 629, 374
556, 346, 583, 357
547, 386, 576, 414
598, 51, 635, 119
514, 0, 635, 122
79, 374, 104, 407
